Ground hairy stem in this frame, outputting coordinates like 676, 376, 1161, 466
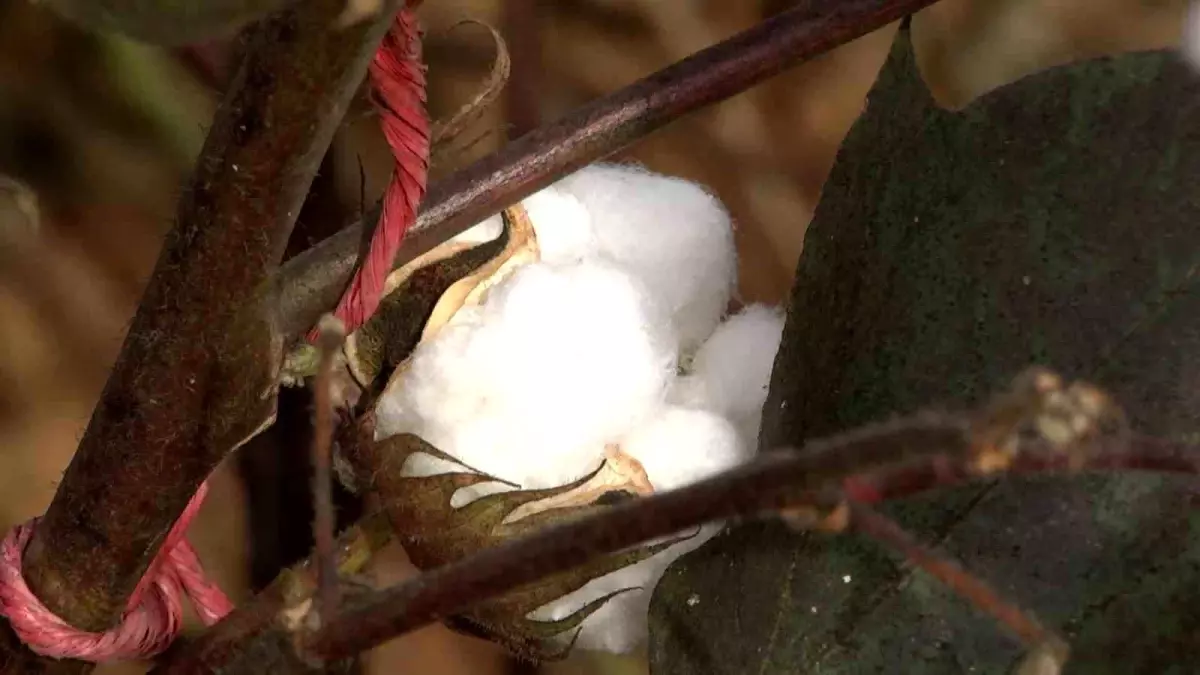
19, 0, 403, 634
270, 0, 940, 342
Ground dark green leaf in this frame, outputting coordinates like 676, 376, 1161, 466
650, 36, 1200, 675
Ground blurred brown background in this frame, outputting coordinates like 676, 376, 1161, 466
0, 0, 1188, 672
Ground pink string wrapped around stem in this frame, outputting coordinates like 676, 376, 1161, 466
0, 481, 232, 660
0, 7, 429, 663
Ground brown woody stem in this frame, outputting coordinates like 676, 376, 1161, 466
303, 419, 1199, 660
311, 316, 346, 619
270, 0, 941, 342
18, 0, 403, 635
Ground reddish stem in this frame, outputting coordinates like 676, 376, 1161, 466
847, 503, 1067, 654
303, 419, 1198, 660
271, 0, 942, 343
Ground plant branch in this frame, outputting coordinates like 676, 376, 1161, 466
311, 316, 346, 620
269, 0, 940, 343
17, 0, 404, 635
303, 413, 1199, 660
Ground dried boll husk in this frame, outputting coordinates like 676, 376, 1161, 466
330, 202, 693, 660
345, 205, 536, 391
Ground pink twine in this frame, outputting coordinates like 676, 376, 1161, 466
316, 8, 430, 339
0, 481, 233, 661
0, 11, 428, 662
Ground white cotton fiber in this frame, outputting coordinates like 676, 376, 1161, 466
528, 407, 751, 653
522, 185, 597, 264
621, 407, 750, 492
448, 212, 504, 246
673, 304, 785, 447
557, 164, 737, 350
444, 182, 596, 258
374, 259, 678, 490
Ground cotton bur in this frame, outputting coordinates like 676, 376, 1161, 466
373, 163, 783, 655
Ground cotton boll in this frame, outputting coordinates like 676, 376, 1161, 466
689, 304, 785, 446
557, 163, 737, 350
375, 260, 678, 490
522, 186, 598, 264
529, 406, 751, 653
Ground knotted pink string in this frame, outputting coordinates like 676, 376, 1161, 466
0, 481, 233, 661
316, 8, 430, 338
0, 9, 428, 662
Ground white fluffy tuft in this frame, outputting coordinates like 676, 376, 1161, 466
528, 407, 750, 653
557, 164, 737, 350
621, 407, 749, 491
375, 259, 678, 489
674, 304, 785, 446
522, 185, 597, 264
448, 212, 504, 246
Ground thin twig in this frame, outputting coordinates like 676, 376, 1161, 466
847, 503, 1070, 666
302, 416, 1199, 660
152, 514, 395, 675
311, 315, 347, 620
270, 0, 941, 342
15, 0, 405, 638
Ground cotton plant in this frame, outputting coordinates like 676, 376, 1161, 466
362, 162, 785, 657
